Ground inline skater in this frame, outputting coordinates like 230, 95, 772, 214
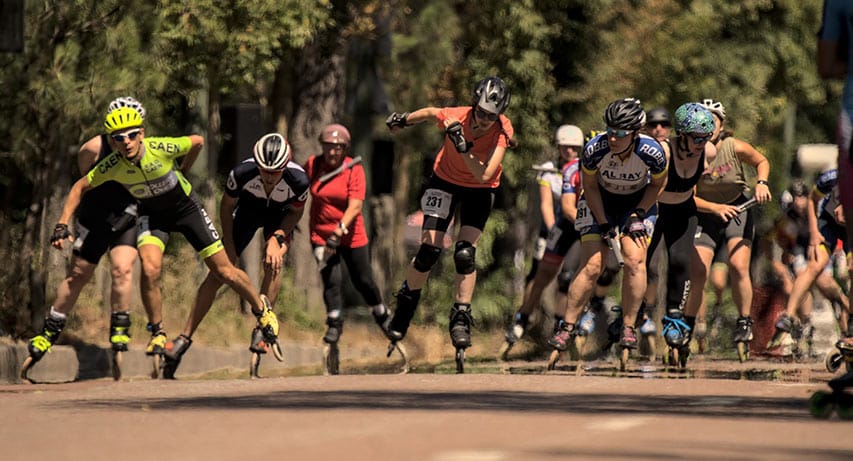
547, 98, 667, 371
683, 99, 772, 362
385, 76, 514, 372
48, 106, 280, 378
164, 133, 308, 378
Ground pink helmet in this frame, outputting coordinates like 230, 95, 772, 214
319, 124, 351, 145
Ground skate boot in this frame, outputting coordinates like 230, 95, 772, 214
639, 317, 657, 336
734, 315, 753, 362
617, 325, 638, 372
449, 303, 474, 349
253, 295, 282, 362
603, 306, 624, 352
249, 326, 269, 354
449, 303, 474, 374
372, 305, 389, 333
109, 311, 131, 381
323, 317, 343, 344
661, 308, 691, 368
109, 311, 131, 352
385, 284, 420, 342
505, 311, 529, 344
162, 334, 192, 379
28, 316, 65, 361
146, 330, 168, 356
548, 320, 575, 351
767, 314, 793, 350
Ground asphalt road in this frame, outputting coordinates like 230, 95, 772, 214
1, 357, 851, 461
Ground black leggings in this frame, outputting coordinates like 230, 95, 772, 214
319, 245, 382, 312
647, 200, 697, 311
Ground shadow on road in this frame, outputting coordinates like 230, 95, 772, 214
69, 389, 809, 421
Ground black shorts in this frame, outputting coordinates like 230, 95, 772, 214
72, 218, 137, 265
420, 175, 495, 233
137, 193, 223, 258
232, 207, 292, 254
695, 195, 754, 252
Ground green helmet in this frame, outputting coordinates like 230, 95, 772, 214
674, 103, 715, 135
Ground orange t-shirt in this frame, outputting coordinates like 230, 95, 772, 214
433, 106, 514, 188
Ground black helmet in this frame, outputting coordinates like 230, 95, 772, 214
604, 98, 646, 131
472, 76, 511, 114
788, 179, 808, 197
646, 106, 671, 125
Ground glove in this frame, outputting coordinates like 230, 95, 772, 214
386, 112, 410, 130
445, 121, 472, 153
598, 222, 616, 240
50, 223, 71, 244
622, 214, 647, 240
325, 234, 341, 250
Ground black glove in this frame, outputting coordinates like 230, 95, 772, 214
446, 121, 472, 153
622, 214, 647, 240
386, 112, 410, 130
325, 234, 341, 250
598, 222, 616, 239
50, 223, 71, 244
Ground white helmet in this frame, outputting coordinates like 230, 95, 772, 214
701, 99, 726, 121
555, 125, 584, 146
253, 133, 291, 171
108, 96, 146, 120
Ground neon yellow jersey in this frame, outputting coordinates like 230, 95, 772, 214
87, 137, 194, 212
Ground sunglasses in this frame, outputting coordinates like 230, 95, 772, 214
111, 129, 141, 142
688, 133, 712, 144
606, 127, 634, 138
647, 122, 671, 128
475, 107, 498, 121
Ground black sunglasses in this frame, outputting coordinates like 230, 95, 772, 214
475, 107, 498, 121
647, 122, 671, 128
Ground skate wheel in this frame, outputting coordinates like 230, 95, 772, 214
671, 347, 679, 370
736, 342, 749, 363
498, 341, 514, 361
825, 351, 843, 373
619, 347, 629, 372
250, 352, 261, 379
455, 348, 465, 374
151, 354, 162, 379
569, 336, 584, 362
678, 348, 689, 369
394, 342, 410, 375
324, 343, 339, 376
645, 336, 656, 361
112, 351, 123, 381
271, 340, 284, 362
20, 356, 36, 384
809, 391, 834, 419
547, 349, 561, 371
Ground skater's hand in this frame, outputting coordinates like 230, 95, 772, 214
50, 223, 72, 250
835, 205, 846, 225
714, 203, 740, 223
622, 213, 647, 247
807, 234, 825, 261
324, 234, 340, 259
264, 238, 285, 274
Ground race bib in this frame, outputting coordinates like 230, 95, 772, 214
574, 199, 593, 231
421, 188, 453, 219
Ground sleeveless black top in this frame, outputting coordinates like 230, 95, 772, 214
665, 139, 705, 193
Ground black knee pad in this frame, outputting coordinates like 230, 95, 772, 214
557, 270, 574, 294
453, 241, 476, 275
110, 311, 131, 328
597, 267, 618, 287
413, 244, 442, 272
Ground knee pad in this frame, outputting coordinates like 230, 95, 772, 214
453, 241, 476, 275
597, 267, 618, 287
110, 311, 131, 328
413, 244, 442, 272
557, 270, 574, 294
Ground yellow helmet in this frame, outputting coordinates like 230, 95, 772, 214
104, 107, 143, 133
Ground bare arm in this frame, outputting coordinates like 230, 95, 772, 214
181, 135, 205, 175
388, 107, 442, 133
733, 138, 771, 203
337, 198, 363, 237
77, 136, 101, 175
458, 145, 506, 183
539, 183, 556, 230
560, 192, 578, 223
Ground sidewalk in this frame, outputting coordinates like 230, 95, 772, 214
0, 340, 380, 384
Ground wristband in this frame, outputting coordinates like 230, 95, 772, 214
274, 234, 288, 246
338, 221, 349, 235
631, 208, 646, 219
756, 179, 768, 186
